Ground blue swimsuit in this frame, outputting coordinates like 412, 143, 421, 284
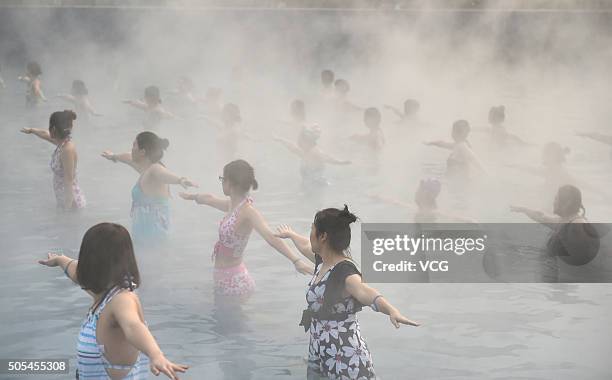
130, 180, 170, 243
76, 286, 149, 379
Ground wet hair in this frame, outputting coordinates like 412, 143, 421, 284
415, 178, 441, 208
71, 80, 88, 96
313, 204, 358, 254
334, 79, 350, 94
290, 99, 305, 122
404, 99, 420, 116
364, 107, 382, 129
543, 142, 570, 164
76, 223, 140, 294
554, 185, 585, 218
26, 61, 42, 77
451, 120, 471, 142
223, 159, 258, 193
488, 105, 505, 124
321, 69, 335, 86
222, 103, 242, 125
144, 85, 161, 104
136, 131, 169, 163
49, 110, 77, 139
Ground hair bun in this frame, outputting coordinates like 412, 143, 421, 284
160, 138, 170, 150
339, 204, 357, 224
251, 179, 259, 191
65, 110, 77, 121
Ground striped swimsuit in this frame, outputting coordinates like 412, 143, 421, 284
76, 287, 150, 379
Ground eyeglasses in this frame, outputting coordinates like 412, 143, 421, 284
218, 176, 224, 183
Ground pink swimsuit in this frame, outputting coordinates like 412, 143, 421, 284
212, 197, 256, 297
50, 138, 86, 210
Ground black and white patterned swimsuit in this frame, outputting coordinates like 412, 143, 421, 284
305, 258, 375, 379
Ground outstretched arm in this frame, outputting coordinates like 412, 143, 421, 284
21, 128, 57, 145
576, 132, 612, 146
112, 294, 189, 380
101, 151, 141, 172
273, 136, 303, 157
57, 93, 76, 104
423, 140, 454, 150
367, 193, 414, 209
345, 275, 420, 328
274, 224, 315, 263
123, 99, 148, 110
38, 253, 96, 298
384, 104, 405, 120
463, 146, 488, 176
318, 151, 351, 165
84, 98, 102, 116
179, 192, 229, 212
247, 207, 314, 274
510, 205, 559, 228
150, 165, 197, 188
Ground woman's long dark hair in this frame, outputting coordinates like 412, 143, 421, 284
77, 223, 140, 294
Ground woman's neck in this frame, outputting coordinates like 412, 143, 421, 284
318, 247, 346, 266
229, 192, 247, 209
560, 212, 581, 222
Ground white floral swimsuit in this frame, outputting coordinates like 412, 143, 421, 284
305, 259, 375, 379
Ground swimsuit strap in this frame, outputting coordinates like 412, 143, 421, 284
90, 286, 122, 318
234, 196, 252, 213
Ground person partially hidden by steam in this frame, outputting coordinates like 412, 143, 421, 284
57, 79, 102, 120
123, 85, 179, 130
486, 105, 529, 146
384, 98, 420, 125
273, 125, 351, 187
368, 178, 476, 223
511, 185, 610, 279
424, 119, 487, 180
18, 61, 47, 108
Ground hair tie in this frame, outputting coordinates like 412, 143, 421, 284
122, 273, 136, 291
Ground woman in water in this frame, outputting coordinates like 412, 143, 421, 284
510, 185, 605, 280
507, 142, 573, 191
57, 80, 102, 119
320, 69, 335, 99
18, 61, 46, 108
350, 107, 386, 150
179, 159, 313, 298
486, 105, 527, 146
202, 103, 255, 163
21, 110, 86, 210
273, 125, 351, 187
38, 222, 189, 379
101, 132, 197, 242
369, 178, 476, 223
510, 185, 586, 226
275, 205, 420, 379
384, 98, 420, 124
288, 99, 307, 128
333, 79, 363, 113
123, 86, 177, 129
424, 119, 486, 179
